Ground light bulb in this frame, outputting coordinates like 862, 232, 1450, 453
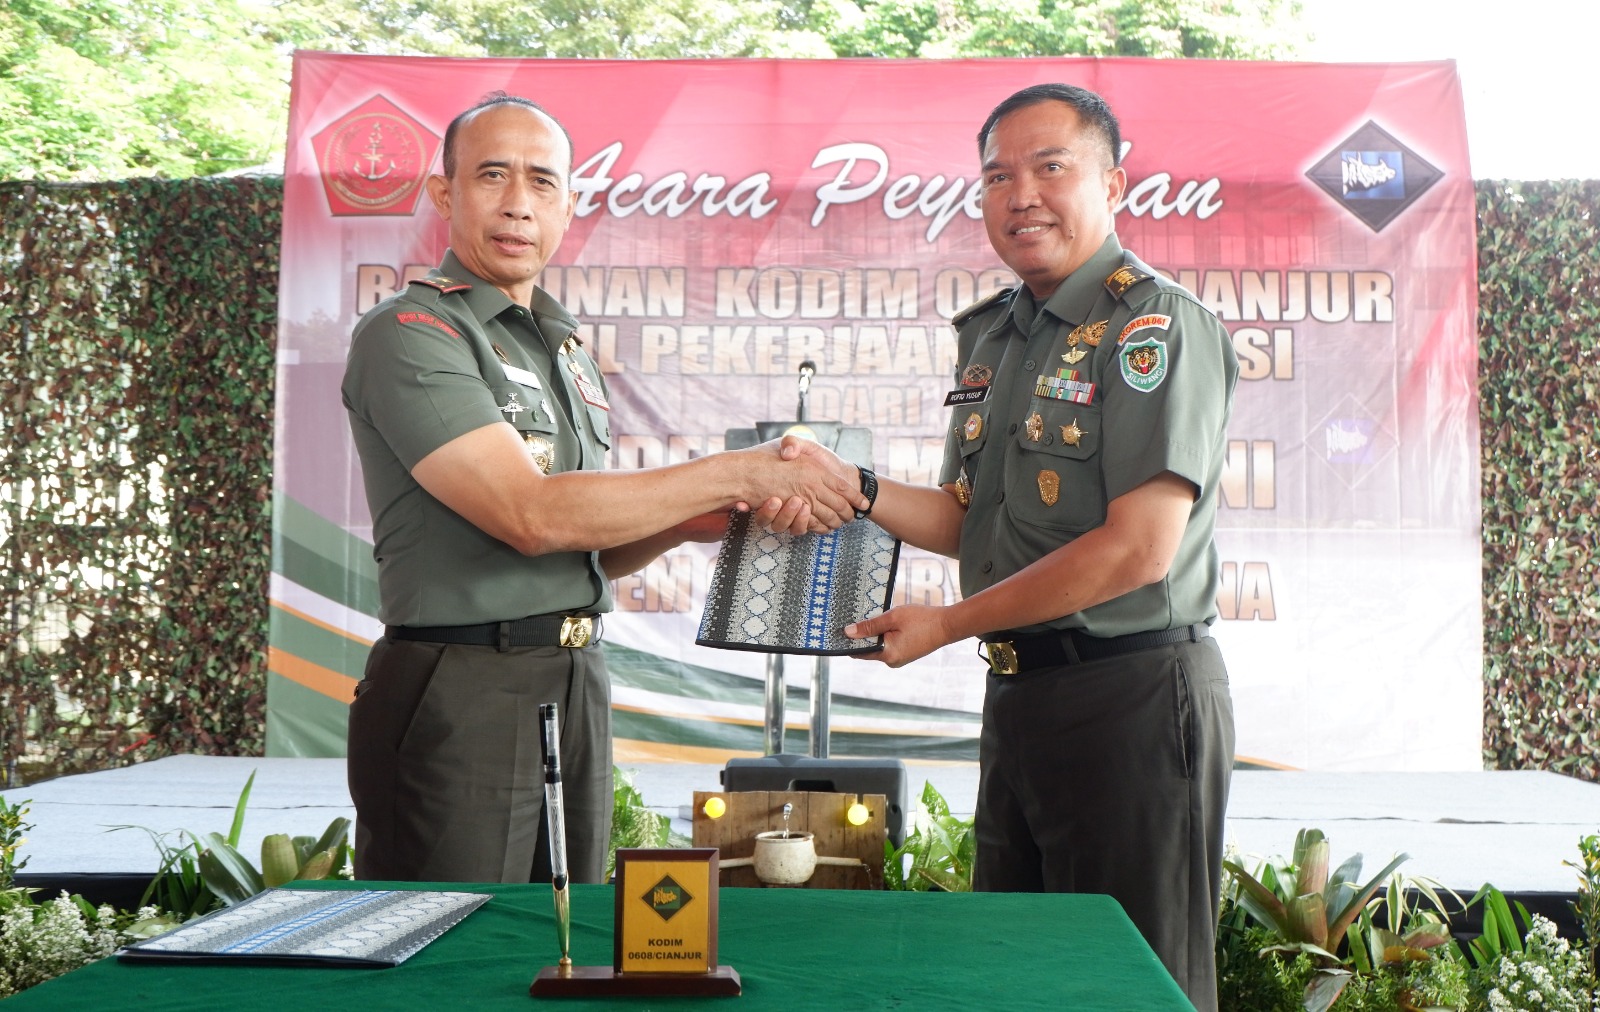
846, 801, 869, 826
703, 796, 727, 819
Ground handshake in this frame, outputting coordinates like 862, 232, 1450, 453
725, 435, 871, 538
659, 435, 870, 550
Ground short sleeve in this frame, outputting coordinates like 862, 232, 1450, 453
1099, 293, 1236, 501
342, 301, 507, 469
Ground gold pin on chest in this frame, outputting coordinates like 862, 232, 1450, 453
1038, 470, 1060, 506
1025, 412, 1043, 442
524, 434, 555, 474
1062, 321, 1106, 363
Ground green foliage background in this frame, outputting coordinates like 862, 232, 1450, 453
0, 0, 1304, 182
0, 176, 1595, 785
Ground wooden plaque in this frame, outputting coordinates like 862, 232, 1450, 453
613, 847, 717, 973
529, 848, 741, 998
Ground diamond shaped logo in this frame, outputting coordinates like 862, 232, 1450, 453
1308, 393, 1395, 491
643, 875, 693, 921
1306, 120, 1443, 232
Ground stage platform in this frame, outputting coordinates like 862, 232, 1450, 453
5, 755, 1598, 915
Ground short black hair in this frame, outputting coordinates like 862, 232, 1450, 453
976, 83, 1121, 169
440, 92, 575, 177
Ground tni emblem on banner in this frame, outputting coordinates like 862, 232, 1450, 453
311, 94, 440, 216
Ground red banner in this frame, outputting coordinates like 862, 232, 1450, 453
271, 54, 1479, 770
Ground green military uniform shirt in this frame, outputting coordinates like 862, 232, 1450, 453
940, 234, 1239, 638
342, 250, 614, 626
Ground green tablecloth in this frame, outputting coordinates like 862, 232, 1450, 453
7, 881, 1192, 1010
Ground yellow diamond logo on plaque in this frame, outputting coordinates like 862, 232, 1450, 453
644, 875, 693, 921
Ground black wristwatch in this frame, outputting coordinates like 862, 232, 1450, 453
855, 466, 879, 519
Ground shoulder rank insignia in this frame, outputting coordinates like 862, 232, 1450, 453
409, 275, 473, 294
1104, 264, 1154, 299
951, 286, 1015, 328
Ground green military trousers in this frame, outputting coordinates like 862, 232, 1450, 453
974, 635, 1234, 1012
346, 637, 613, 884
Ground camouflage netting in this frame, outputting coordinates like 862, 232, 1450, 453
0, 178, 279, 784
1477, 180, 1600, 779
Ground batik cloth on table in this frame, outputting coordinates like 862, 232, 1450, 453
116, 888, 489, 968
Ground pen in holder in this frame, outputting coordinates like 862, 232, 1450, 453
539, 702, 571, 969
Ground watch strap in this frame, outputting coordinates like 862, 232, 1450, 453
855, 466, 878, 519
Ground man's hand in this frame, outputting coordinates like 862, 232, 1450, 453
844, 605, 954, 668
742, 436, 865, 533
749, 495, 819, 536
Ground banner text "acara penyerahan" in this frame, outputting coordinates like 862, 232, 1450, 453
571, 141, 1223, 243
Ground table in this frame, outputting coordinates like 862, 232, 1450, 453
6, 881, 1193, 1010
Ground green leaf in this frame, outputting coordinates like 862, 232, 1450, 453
1293, 829, 1329, 895
260, 834, 299, 888
1286, 892, 1328, 948
308, 818, 350, 862
1223, 859, 1290, 934
297, 849, 337, 882
1324, 852, 1410, 954
1302, 967, 1352, 1012
197, 832, 265, 905
226, 774, 255, 849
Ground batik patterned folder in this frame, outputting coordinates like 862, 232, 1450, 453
697, 511, 901, 656
116, 888, 490, 968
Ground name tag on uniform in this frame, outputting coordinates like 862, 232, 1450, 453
944, 386, 990, 407
502, 362, 543, 390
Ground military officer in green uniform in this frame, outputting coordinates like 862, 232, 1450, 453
342, 94, 863, 885
842, 84, 1238, 1010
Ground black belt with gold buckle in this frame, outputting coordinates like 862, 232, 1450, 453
387, 614, 601, 652
980, 623, 1207, 675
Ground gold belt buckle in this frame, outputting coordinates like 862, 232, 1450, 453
559, 616, 594, 648
985, 641, 1018, 675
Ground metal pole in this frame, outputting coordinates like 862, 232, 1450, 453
808, 656, 830, 758
763, 653, 785, 755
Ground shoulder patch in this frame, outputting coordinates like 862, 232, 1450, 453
409, 275, 473, 294
1104, 264, 1154, 300
394, 311, 463, 340
1117, 314, 1172, 345
951, 287, 1014, 328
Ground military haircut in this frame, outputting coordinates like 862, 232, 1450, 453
440, 91, 576, 178
977, 83, 1122, 170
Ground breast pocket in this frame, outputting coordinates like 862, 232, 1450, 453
583, 403, 612, 451
1008, 400, 1105, 533
954, 407, 990, 466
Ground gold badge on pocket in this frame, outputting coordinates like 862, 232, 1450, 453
524, 434, 555, 474
964, 412, 983, 441
955, 469, 972, 507
1025, 412, 1043, 442
1038, 470, 1060, 506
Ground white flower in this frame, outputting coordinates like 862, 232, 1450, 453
0, 892, 127, 999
